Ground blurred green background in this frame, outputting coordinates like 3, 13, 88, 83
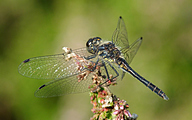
0, 0, 192, 120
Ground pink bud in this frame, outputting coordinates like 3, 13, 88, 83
100, 99, 105, 104
124, 110, 129, 117
114, 104, 119, 110
113, 110, 119, 115
90, 96, 94, 100
120, 105, 124, 110
127, 110, 132, 117
125, 104, 129, 108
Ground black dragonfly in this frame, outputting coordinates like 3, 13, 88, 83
18, 16, 169, 100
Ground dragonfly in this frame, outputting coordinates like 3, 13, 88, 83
18, 16, 169, 100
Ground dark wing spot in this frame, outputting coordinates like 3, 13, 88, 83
39, 84, 46, 89
23, 59, 30, 63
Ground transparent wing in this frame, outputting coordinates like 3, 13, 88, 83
18, 47, 91, 80
121, 37, 142, 64
34, 72, 93, 97
73, 47, 92, 58
112, 16, 142, 64
112, 16, 129, 49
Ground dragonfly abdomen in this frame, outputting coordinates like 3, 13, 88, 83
147, 82, 169, 100
116, 57, 169, 101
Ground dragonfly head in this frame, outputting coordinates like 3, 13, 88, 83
86, 37, 102, 54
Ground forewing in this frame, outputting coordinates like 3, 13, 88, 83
18, 48, 90, 80
112, 16, 129, 49
35, 72, 94, 97
72, 47, 92, 58
121, 37, 142, 64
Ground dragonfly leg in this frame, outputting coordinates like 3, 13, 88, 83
98, 61, 119, 87
82, 54, 99, 72
84, 54, 97, 60
92, 60, 119, 92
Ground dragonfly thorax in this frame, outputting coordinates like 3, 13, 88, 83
98, 42, 121, 60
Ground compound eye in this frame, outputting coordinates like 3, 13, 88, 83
86, 38, 93, 47
86, 37, 102, 54
86, 37, 102, 48
93, 37, 101, 46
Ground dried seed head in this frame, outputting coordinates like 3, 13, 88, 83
62, 47, 72, 54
